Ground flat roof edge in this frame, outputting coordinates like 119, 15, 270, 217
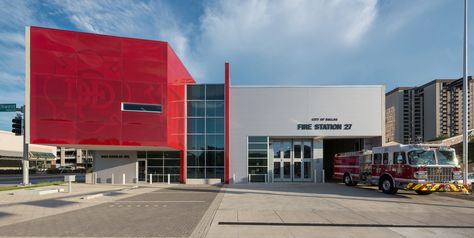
230, 85, 384, 88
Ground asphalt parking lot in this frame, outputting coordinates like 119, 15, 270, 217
0, 185, 221, 237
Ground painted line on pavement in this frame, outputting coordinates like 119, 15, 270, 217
114, 200, 206, 203
218, 222, 474, 229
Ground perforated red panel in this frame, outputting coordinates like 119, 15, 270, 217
28, 26, 194, 149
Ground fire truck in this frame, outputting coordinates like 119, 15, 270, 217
333, 143, 469, 195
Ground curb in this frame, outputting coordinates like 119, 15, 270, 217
190, 185, 226, 238
81, 186, 140, 200
10, 188, 65, 196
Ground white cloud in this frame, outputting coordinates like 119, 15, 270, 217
51, 0, 201, 79
195, 0, 378, 83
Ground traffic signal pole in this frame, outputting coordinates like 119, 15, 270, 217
19, 106, 28, 185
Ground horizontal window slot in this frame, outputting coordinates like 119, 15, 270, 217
122, 103, 162, 113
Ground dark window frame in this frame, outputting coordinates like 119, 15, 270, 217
122, 102, 162, 113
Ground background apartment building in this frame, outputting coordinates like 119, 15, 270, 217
386, 77, 474, 143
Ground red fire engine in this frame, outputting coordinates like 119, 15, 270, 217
333, 143, 469, 195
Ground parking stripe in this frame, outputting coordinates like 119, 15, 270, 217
115, 200, 206, 203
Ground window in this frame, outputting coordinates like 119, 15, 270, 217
283, 141, 291, 158
188, 85, 205, 100
249, 136, 267, 143
383, 153, 389, 165
206, 135, 224, 150
206, 101, 224, 117
248, 136, 268, 183
187, 151, 205, 167
294, 142, 301, 158
188, 102, 205, 117
122, 103, 162, 112
188, 118, 205, 134
393, 152, 406, 164
188, 135, 205, 150
186, 84, 225, 180
144, 151, 181, 183
373, 154, 382, 164
206, 118, 224, 134
303, 141, 312, 158
206, 84, 225, 100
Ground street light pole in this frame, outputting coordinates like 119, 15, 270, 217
462, 0, 469, 187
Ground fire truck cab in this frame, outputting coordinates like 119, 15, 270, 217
334, 143, 468, 195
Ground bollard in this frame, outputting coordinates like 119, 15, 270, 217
322, 170, 325, 184
111, 173, 114, 184
167, 174, 170, 184
248, 174, 251, 184
93, 172, 97, 184
149, 174, 152, 184
68, 180, 72, 193
123, 173, 126, 185
265, 174, 267, 183
233, 173, 236, 184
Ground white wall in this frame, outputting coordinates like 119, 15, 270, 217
0, 130, 57, 156
229, 86, 385, 183
93, 151, 138, 184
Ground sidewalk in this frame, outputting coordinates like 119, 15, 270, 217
205, 183, 474, 238
0, 183, 172, 228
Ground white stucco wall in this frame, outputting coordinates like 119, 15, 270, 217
93, 151, 138, 184
0, 130, 57, 157
229, 86, 385, 183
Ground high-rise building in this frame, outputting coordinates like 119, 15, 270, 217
386, 77, 474, 143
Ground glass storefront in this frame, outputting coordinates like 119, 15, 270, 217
138, 151, 181, 183
247, 138, 313, 183
187, 84, 225, 181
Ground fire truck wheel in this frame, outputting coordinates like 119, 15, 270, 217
415, 191, 432, 195
343, 174, 355, 186
380, 177, 398, 194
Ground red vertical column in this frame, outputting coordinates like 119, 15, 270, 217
180, 149, 185, 183
224, 62, 230, 184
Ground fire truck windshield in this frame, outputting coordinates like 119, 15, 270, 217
435, 150, 458, 165
407, 149, 436, 165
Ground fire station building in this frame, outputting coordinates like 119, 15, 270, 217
25, 26, 385, 184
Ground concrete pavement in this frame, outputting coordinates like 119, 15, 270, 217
206, 183, 474, 238
0, 182, 473, 237
0, 184, 221, 237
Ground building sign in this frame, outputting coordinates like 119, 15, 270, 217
297, 117, 352, 130
101, 154, 130, 159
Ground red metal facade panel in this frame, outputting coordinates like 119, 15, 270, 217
166, 45, 195, 182
29, 26, 194, 149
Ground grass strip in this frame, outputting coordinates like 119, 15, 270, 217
0, 181, 65, 192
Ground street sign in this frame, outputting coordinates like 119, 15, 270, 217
0, 104, 16, 112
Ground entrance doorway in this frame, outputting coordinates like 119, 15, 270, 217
138, 159, 147, 182
271, 139, 312, 182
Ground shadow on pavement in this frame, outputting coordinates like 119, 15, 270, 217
23, 199, 78, 208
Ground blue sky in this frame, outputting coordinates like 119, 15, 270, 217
0, 0, 471, 130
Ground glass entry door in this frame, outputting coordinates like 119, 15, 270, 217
138, 159, 147, 182
271, 139, 312, 182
